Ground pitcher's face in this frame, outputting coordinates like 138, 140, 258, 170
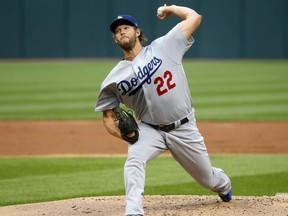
114, 25, 140, 51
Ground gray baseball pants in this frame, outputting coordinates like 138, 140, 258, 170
124, 110, 231, 215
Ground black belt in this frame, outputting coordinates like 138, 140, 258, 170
143, 117, 189, 132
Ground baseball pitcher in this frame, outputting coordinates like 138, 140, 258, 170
95, 4, 232, 216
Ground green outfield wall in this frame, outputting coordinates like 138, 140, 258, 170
0, 0, 287, 58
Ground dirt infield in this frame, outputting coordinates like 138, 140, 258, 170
1, 194, 288, 216
0, 121, 287, 156
0, 121, 287, 215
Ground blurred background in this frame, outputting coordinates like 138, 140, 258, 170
0, 0, 287, 59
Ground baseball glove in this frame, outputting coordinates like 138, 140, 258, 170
112, 107, 139, 144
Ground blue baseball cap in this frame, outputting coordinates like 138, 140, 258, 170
110, 15, 139, 33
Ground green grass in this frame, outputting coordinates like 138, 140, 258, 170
0, 60, 113, 120
0, 155, 287, 206
0, 59, 287, 121
184, 60, 288, 121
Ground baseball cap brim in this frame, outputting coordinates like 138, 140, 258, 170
110, 15, 139, 33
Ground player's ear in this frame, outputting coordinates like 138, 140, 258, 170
136, 28, 141, 37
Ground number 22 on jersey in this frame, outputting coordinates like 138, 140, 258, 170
154, 70, 176, 96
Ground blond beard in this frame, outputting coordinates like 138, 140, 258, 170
117, 34, 137, 52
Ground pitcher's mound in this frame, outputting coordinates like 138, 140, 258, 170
1, 194, 287, 216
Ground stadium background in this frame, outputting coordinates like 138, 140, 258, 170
0, 0, 287, 59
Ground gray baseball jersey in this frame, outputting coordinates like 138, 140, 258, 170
95, 24, 194, 125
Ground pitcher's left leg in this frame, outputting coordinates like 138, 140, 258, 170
170, 139, 231, 195
167, 122, 231, 197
